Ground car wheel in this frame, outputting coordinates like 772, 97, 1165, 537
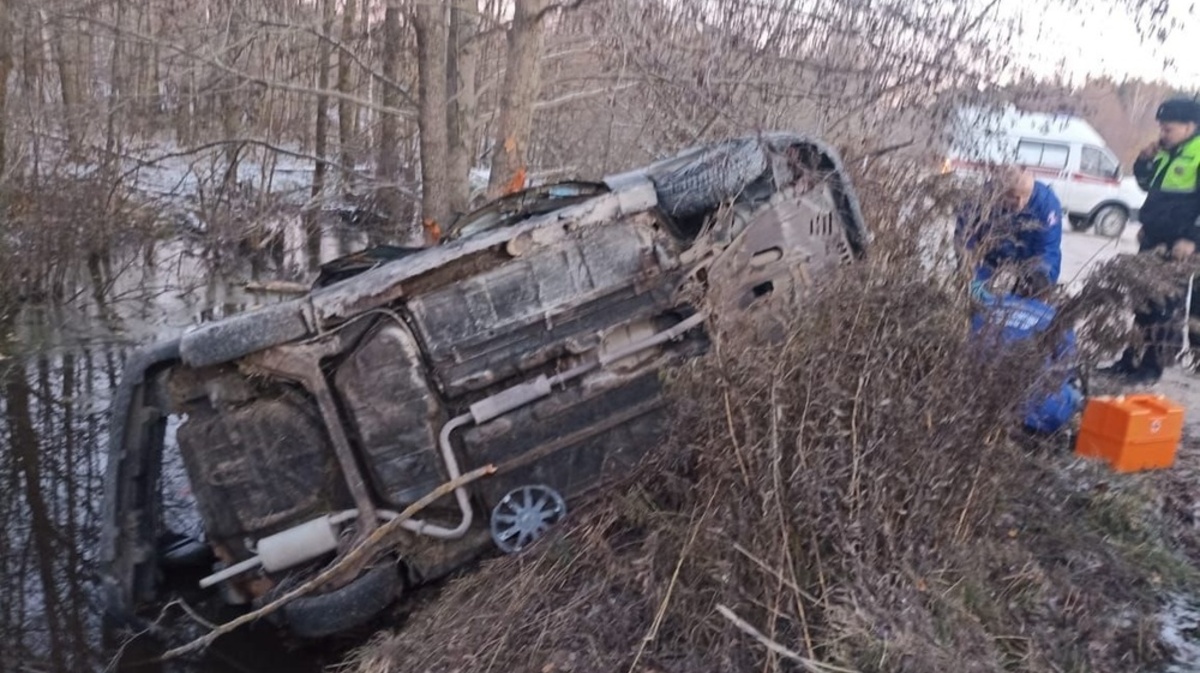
281, 562, 402, 639
646, 138, 770, 219
489, 484, 567, 554
1090, 204, 1129, 239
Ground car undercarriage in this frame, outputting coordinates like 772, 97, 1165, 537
100, 132, 870, 639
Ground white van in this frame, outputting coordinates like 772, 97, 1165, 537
942, 105, 1146, 238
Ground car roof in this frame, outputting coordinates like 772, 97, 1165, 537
964, 103, 1104, 144
955, 104, 1109, 148
1007, 113, 1107, 147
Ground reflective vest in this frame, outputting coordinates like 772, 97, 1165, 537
1138, 135, 1200, 246
1149, 135, 1200, 193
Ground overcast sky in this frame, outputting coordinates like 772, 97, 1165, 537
1006, 2, 1200, 87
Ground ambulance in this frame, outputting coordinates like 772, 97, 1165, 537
943, 104, 1146, 238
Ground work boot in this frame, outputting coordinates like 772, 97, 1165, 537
1140, 346, 1165, 382
1096, 348, 1138, 378
1122, 362, 1163, 386
1114, 346, 1164, 387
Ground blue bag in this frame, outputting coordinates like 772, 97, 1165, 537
970, 295, 1083, 434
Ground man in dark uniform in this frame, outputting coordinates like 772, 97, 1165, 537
1101, 97, 1200, 384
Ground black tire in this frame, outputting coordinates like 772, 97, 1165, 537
178, 300, 310, 368
646, 138, 769, 219
282, 563, 401, 639
1090, 204, 1129, 239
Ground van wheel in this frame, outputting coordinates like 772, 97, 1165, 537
1091, 205, 1129, 238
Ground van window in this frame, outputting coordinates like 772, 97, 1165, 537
1015, 140, 1069, 170
1080, 145, 1119, 179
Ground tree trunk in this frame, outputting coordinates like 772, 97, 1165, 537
446, 0, 479, 216
105, 0, 125, 166
359, 0, 373, 145
0, 0, 11, 176
413, 0, 451, 240
338, 0, 358, 189
377, 4, 405, 229
488, 0, 548, 197
41, 10, 82, 150
219, 23, 241, 195
309, 0, 335, 262
19, 6, 38, 103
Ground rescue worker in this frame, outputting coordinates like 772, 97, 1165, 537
1100, 97, 1200, 384
955, 165, 1064, 299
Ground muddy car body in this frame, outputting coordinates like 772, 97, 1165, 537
101, 132, 870, 638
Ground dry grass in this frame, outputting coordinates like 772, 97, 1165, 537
343, 170, 1200, 673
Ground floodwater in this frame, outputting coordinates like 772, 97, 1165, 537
0, 213, 373, 673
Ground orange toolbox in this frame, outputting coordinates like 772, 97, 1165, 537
1074, 394, 1185, 473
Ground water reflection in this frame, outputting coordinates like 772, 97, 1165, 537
0, 214, 374, 673
2, 350, 107, 672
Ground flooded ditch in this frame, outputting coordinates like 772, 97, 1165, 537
0, 216, 372, 673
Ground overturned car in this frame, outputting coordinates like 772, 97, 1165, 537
101, 132, 870, 639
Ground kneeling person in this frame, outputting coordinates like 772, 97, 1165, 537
955, 166, 1064, 299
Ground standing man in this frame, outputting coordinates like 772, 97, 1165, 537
1100, 97, 1200, 384
956, 165, 1064, 299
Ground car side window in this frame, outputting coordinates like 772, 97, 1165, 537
1015, 140, 1069, 170
1080, 145, 1118, 178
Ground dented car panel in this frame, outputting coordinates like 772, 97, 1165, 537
100, 132, 870, 638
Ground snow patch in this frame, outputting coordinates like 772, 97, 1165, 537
1162, 594, 1200, 672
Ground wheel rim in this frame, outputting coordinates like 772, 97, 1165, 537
1095, 209, 1126, 238
489, 485, 567, 554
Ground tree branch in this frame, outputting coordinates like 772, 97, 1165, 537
250, 18, 419, 109
59, 13, 419, 121
716, 605, 858, 673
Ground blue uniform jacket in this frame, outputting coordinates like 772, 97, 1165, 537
955, 180, 1063, 286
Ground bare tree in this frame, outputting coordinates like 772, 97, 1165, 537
338, 0, 358, 186
377, 3, 408, 230
413, 0, 451, 236
446, 0, 479, 216
42, 8, 82, 150
307, 0, 336, 260
103, 0, 124, 168
488, 0, 548, 197
0, 0, 10, 175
